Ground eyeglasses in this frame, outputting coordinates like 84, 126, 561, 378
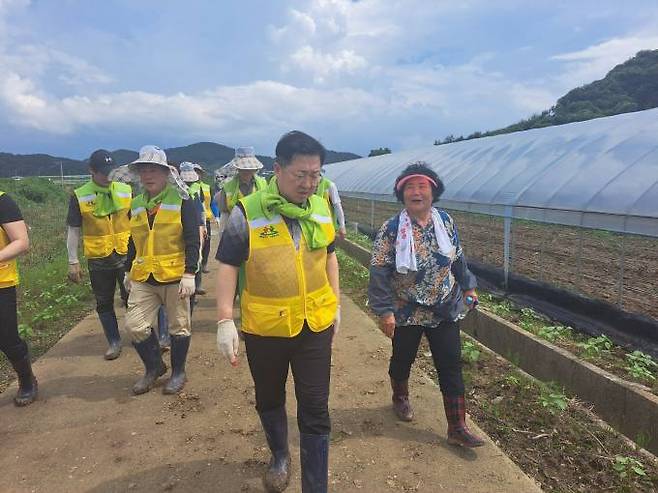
284, 169, 322, 183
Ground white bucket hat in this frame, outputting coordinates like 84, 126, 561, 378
129, 145, 190, 199
228, 146, 263, 170
192, 162, 207, 175
179, 161, 199, 182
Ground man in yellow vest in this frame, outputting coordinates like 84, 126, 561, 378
123, 146, 200, 395
216, 146, 267, 216
0, 190, 37, 406
67, 149, 132, 360
315, 174, 347, 240
215, 131, 341, 493
192, 163, 214, 275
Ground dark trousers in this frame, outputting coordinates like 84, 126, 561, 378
244, 324, 333, 435
388, 321, 465, 397
0, 287, 28, 361
89, 267, 128, 315
201, 219, 211, 268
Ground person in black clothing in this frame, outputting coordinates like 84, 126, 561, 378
66, 150, 131, 360
0, 191, 37, 406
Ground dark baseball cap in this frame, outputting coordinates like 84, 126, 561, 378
89, 149, 117, 175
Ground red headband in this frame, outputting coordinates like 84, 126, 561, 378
396, 174, 437, 191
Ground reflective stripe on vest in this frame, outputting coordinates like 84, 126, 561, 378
74, 181, 132, 259
314, 177, 338, 228
129, 186, 185, 283
224, 175, 267, 212
239, 192, 337, 338
0, 191, 19, 288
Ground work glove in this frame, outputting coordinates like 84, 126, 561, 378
67, 262, 83, 283
217, 319, 239, 367
123, 273, 132, 293
178, 273, 196, 298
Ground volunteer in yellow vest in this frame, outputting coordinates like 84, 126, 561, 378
66, 149, 131, 360
180, 162, 209, 297
215, 131, 340, 493
315, 174, 347, 240
193, 162, 214, 276
0, 190, 37, 406
123, 146, 200, 396
216, 146, 267, 216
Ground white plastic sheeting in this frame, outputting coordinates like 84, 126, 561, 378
325, 108, 658, 237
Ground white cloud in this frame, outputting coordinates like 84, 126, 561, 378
289, 45, 368, 83
551, 35, 658, 88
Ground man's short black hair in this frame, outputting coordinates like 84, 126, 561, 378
393, 161, 445, 202
275, 130, 326, 167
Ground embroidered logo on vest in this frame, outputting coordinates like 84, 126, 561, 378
259, 225, 279, 239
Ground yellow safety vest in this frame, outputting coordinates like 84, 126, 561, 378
224, 175, 267, 212
74, 181, 132, 259
129, 186, 186, 283
0, 191, 19, 288
239, 192, 337, 338
201, 182, 213, 220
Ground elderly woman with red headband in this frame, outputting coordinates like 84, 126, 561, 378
367, 161, 484, 448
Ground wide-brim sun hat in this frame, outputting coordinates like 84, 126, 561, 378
129, 145, 190, 199
108, 164, 138, 184
192, 163, 207, 175
228, 146, 263, 170
129, 145, 170, 170
179, 161, 200, 182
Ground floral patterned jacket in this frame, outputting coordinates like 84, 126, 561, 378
368, 208, 477, 328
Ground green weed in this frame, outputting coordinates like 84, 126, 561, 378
625, 351, 657, 382
538, 383, 569, 414
461, 339, 481, 364
578, 335, 613, 358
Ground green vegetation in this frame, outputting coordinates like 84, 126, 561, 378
368, 147, 392, 157
625, 351, 658, 382
461, 339, 481, 364
435, 49, 658, 144
0, 178, 95, 389
537, 383, 569, 414
578, 335, 614, 359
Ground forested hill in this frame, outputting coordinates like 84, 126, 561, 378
435, 49, 658, 144
0, 142, 361, 177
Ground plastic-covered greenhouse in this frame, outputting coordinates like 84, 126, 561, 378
325, 108, 658, 335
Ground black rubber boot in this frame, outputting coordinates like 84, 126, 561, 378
390, 378, 414, 422
132, 331, 167, 395
157, 306, 171, 352
258, 407, 291, 492
300, 433, 329, 493
10, 353, 38, 407
163, 335, 191, 395
98, 311, 122, 360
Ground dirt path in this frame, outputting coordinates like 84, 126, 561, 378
0, 247, 541, 492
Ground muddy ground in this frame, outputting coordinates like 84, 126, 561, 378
0, 262, 539, 493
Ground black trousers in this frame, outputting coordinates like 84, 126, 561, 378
388, 321, 465, 397
0, 286, 28, 361
244, 324, 333, 435
201, 219, 211, 267
89, 267, 128, 315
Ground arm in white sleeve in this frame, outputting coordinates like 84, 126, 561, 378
328, 182, 346, 230
67, 226, 81, 264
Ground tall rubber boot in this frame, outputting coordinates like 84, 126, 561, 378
258, 407, 291, 492
163, 335, 191, 395
98, 311, 122, 360
300, 433, 328, 493
157, 306, 171, 352
390, 378, 414, 421
132, 331, 167, 395
443, 394, 485, 447
10, 353, 38, 407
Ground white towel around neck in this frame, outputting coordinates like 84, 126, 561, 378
395, 208, 456, 274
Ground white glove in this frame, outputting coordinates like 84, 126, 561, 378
217, 319, 239, 366
123, 273, 132, 293
333, 305, 341, 338
178, 273, 196, 298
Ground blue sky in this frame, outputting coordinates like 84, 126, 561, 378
0, 0, 657, 159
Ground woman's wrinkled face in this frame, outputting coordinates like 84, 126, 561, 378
402, 176, 433, 216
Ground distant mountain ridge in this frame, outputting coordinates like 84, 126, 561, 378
0, 142, 361, 177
